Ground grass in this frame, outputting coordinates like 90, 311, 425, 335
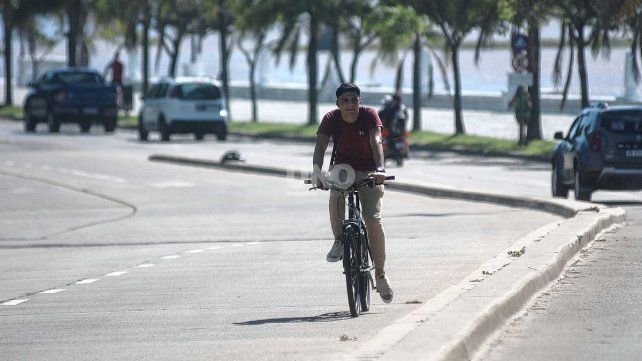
0, 105, 23, 119
228, 121, 556, 159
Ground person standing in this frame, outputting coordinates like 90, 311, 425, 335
106, 51, 124, 85
508, 86, 532, 146
311, 82, 393, 303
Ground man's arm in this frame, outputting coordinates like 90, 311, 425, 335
369, 127, 386, 184
312, 133, 330, 187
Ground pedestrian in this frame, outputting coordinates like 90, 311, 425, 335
508, 85, 532, 146
105, 51, 124, 85
310, 82, 393, 303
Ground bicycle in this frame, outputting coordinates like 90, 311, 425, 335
305, 175, 395, 317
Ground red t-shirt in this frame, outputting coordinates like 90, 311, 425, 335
317, 106, 382, 171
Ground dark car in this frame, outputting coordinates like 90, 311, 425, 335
23, 68, 119, 133
551, 103, 642, 201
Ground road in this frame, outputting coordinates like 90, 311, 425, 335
0, 120, 563, 360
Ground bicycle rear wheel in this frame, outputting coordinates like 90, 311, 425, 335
358, 230, 371, 312
343, 226, 361, 318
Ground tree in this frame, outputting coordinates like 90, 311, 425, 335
409, 0, 510, 134
272, 0, 342, 125
554, 0, 638, 109
233, 0, 277, 122
508, 0, 556, 141
1, 0, 65, 106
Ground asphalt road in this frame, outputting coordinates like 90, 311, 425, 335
0, 121, 562, 360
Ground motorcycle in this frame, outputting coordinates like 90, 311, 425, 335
381, 108, 409, 167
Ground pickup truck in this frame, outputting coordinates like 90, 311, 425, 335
23, 67, 119, 133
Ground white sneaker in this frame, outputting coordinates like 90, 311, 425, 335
326, 241, 343, 262
376, 275, 393, 303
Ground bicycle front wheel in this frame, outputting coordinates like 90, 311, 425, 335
358, 230, 371, 312
343, 226, 361, 318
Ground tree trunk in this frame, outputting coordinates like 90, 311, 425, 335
576, 27, 590, 108
330, 26, 345, 83
168, 33, 182, 77
250, 59, 258, 122
349, 53, 359, 83
452, 44, 465, 134
142, 1, 150, 96
527, 21, 542, 140
412, 33, 422, 131
218, 0, 231, 119
307, 15, 319, 125
66, 0, 81, 67
3, 0, 13, 106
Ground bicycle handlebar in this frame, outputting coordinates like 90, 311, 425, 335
304, 175, 395, 190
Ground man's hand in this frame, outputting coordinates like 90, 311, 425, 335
311, 169, 327, 189
371, 171, 386, 185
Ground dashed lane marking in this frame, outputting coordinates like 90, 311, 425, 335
40, 289, 66, 294
136, 263, 154, 268
208, 246, 222, 250
150, 181, 195, 188
105, 271, 128, 277
162, 255, 181, 259
2, 299, 29, 306
185, 249, 204, 254
75, 279, 99, 285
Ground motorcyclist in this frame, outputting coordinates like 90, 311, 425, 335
378, 94, 407, 138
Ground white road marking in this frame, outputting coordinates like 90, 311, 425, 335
2, 299, 29, 306
68, 169, 127, 183
136, 263, 154, 268
105, 271, 128, 277
247, 242, 260, 245
207, 246, 223, 250
150, 181, 195, 188
75, 279, 99, 284
185, 249, 204, 254
162, 255, 181, 259
11, 187, 33, 194
40, 289, 66, 294
232, 244, 245, 247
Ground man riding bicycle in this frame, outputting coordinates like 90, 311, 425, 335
311, 82, 393, 303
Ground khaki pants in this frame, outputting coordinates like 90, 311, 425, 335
329, 171, 386, 275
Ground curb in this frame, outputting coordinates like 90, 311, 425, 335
147, 153, 626, 361
148, 154, 592, 218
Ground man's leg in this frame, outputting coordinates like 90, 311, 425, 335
326, 189, 346, 262
357, 176, 386, 276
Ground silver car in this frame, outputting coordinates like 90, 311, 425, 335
138, 77, 228, 141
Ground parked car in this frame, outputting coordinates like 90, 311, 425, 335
23, 68, 118, 133
551, 103, 642, 201
138, 77, 228, 141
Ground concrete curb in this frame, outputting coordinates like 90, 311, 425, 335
148, 154, 594, 218
147, 153, 626, 361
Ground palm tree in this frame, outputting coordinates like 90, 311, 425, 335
272, 0, 342, 125
2, 0, 65, 106
409, 0, 509, 135
554, 0, 638, 109
233, 0, 278, 122
509, 0, 556, 141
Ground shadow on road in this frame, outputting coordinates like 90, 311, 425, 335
233, 311, 356, 325
596, 201, 642, 207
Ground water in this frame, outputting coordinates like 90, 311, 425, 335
5, 33, 634, 97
